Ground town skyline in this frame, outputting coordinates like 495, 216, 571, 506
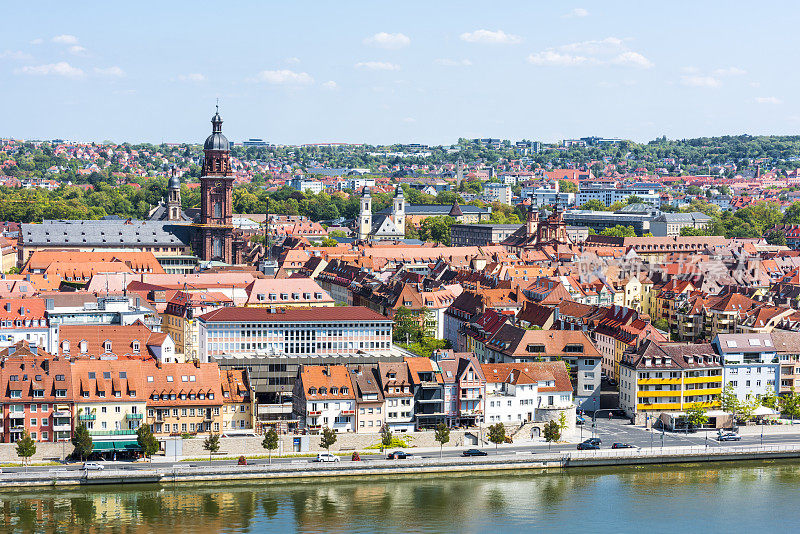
2, 1, 799, 145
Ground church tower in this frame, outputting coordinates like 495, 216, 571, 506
393, 185, 405, 237
358, 187, 372, 240
197, 106, 235, 263
166, 167, 182, 221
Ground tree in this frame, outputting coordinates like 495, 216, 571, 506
761, 391, 779, 410
580, 199, 608, 211
203, 433, 220, 462
261, 427, 279, 464
434, 423, 450, 458
600, 225, 636, 237
543, 420, 561, 449
16, 431, 36, 470
738, 396, 759, 422
721, 383, 739, 415
780, 388, 800, 422
418, 215, 455, 245
137, 425, 160, 461
685, 403, 708, 429
393, 306, 424, 344
319, 237, 339, 247
487, 423, 506, 454
765, 229, 787, 246
71, 423, 93, 461
320, 427, 337, 452
680, 226, 708, 237
652, 318, 670, 332
380, 425, 393, 452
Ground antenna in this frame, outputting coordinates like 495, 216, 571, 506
216, 98, 219, 114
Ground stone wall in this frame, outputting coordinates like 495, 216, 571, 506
0, 442, 74, 463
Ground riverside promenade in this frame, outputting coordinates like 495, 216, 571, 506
2, 443, 800, 488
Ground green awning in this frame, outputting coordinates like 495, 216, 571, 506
92, 440, 142, 451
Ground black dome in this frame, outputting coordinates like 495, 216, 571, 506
168, 174, 181, 189
204, 132, 229, 151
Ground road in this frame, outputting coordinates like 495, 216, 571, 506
6, 420, 800, 474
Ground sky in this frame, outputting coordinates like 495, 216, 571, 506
1, 1, 799, 146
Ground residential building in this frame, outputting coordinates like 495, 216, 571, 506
292, 364, 355, 433
163, 290, 232, 360
57, 323, 177, 363
405, 356, 445, 429
244, 278, 334, 308
712, 333, 780, 401
0, 342, 73, 443
438, 351, 485, 427
0, 298, 52, 352
220, 369, 254, 434
348, 365, 385, 433
577, 182, 661, 207
377, 361, 415, 432
772, 331, 800, 394
619, 340, 723, 423
145, 361, 225, 436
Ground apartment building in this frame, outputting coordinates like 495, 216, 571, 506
619, 340, 723, 423
0, 342, 73, 443
405, 356, 445, 430
220, 369, 254, 434
377, 362, 414, 432
483, 362, 574, 425
348, 365, 385, 433
439, 352, 485, 427
772, 331, 800, 394
712, 333, 780, 401
292, 365, 356, 433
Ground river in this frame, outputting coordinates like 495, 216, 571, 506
1, 461, 799, 533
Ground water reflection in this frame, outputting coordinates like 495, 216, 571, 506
0, 463, 798, 533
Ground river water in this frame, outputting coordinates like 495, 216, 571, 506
1, 461, 799, 533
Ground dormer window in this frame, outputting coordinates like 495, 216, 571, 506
330, 387, 338, 395
309, 387, 317, 395
341, 387, 348, 395
319, 387, 327, 395
103, 340, 112, 353
80, 341, 88, 353
62, 341, 70, 353
132, 341, 140, 353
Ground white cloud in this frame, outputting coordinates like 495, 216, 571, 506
254, 69, 314, 84
460, 29, 522, 45
355, 61, 400, 71
68, 45, 87, 55
51, 34, 79, 45
0, 50, 33, 61
528, 37, 651, 68
30, 38, 43, 45
611, 51, 653, 69
680, 75, 721, 88
564, 8, 589, 18
755, 96, 782, 105
322, 80, 338, 90
435, 58, 472, 67
364, 32, 410, 50
177, 73, 206, 82
528, 50, 589, 66
285, 57, 300, 64
19, 61, 84, 78
402, 117, 416, 123
714, 66, 747, 76
749, 81, 761, 88
94, 66, 125, 77
560, 37, 624, 55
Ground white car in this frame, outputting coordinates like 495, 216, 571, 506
83, 462, 104, 471
315, 453, 340, 463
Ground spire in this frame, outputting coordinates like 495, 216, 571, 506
448, 200, 463, 218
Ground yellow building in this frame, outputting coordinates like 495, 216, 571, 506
221, 369, 255, 434
619, 340, 722, 422
163, 291, 233, 360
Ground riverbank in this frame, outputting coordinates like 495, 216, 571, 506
2, 443, 799, 489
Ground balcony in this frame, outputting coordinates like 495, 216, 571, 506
126, 413, 143, 420
419, 381, 440, 388
307, 410, 322, 416
89, 429, 137, 437
78, 414, 96, 421
53, 423, 72, 432
340, 410, 355, 415
257, 403, 293, 416
52, 411, 71, 418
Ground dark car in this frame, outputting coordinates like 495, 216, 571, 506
387, 451, 413, 459
462, 449, 488, 457
585, 437, 601, 445
577, 442, 600, 450
612, 443, 634, 449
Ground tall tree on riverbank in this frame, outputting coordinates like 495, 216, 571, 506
380, 425, 393, 452
262, 427, 279, 464
686, 404, 709, 429
204, 434, 220, 463
543, 421, 561, 450
434, 423, 450, 459
320, 427, 337, 452
137, 425, 159, 462
16, 431, 36, 471
72, 423, 93, 461
488, 423, 506, 454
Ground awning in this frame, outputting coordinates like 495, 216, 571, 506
92, 440, 142, 452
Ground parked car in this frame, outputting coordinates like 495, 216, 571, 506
717, 432, 742, 442
585, 437, 601, 445
462, 449, 488, 457
577, 441, 600, 451
315, 453, 340, 462
387, 450, 415, 459
612, 443, 634, 449
83, 462, 104, 471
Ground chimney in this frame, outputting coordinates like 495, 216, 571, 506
324, 364, 330, 376
194, 358, 200, 368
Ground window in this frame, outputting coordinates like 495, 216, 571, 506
88, 372, 96, 379
103, 341, 112, 353
119, 372, 127, 379
103, 372, 111, 379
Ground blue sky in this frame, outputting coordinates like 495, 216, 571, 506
1, 1, 798, 145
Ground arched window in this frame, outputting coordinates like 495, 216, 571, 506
308, 387, 317, 395
62, 340, 70, 353
80, 340, 88, 353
